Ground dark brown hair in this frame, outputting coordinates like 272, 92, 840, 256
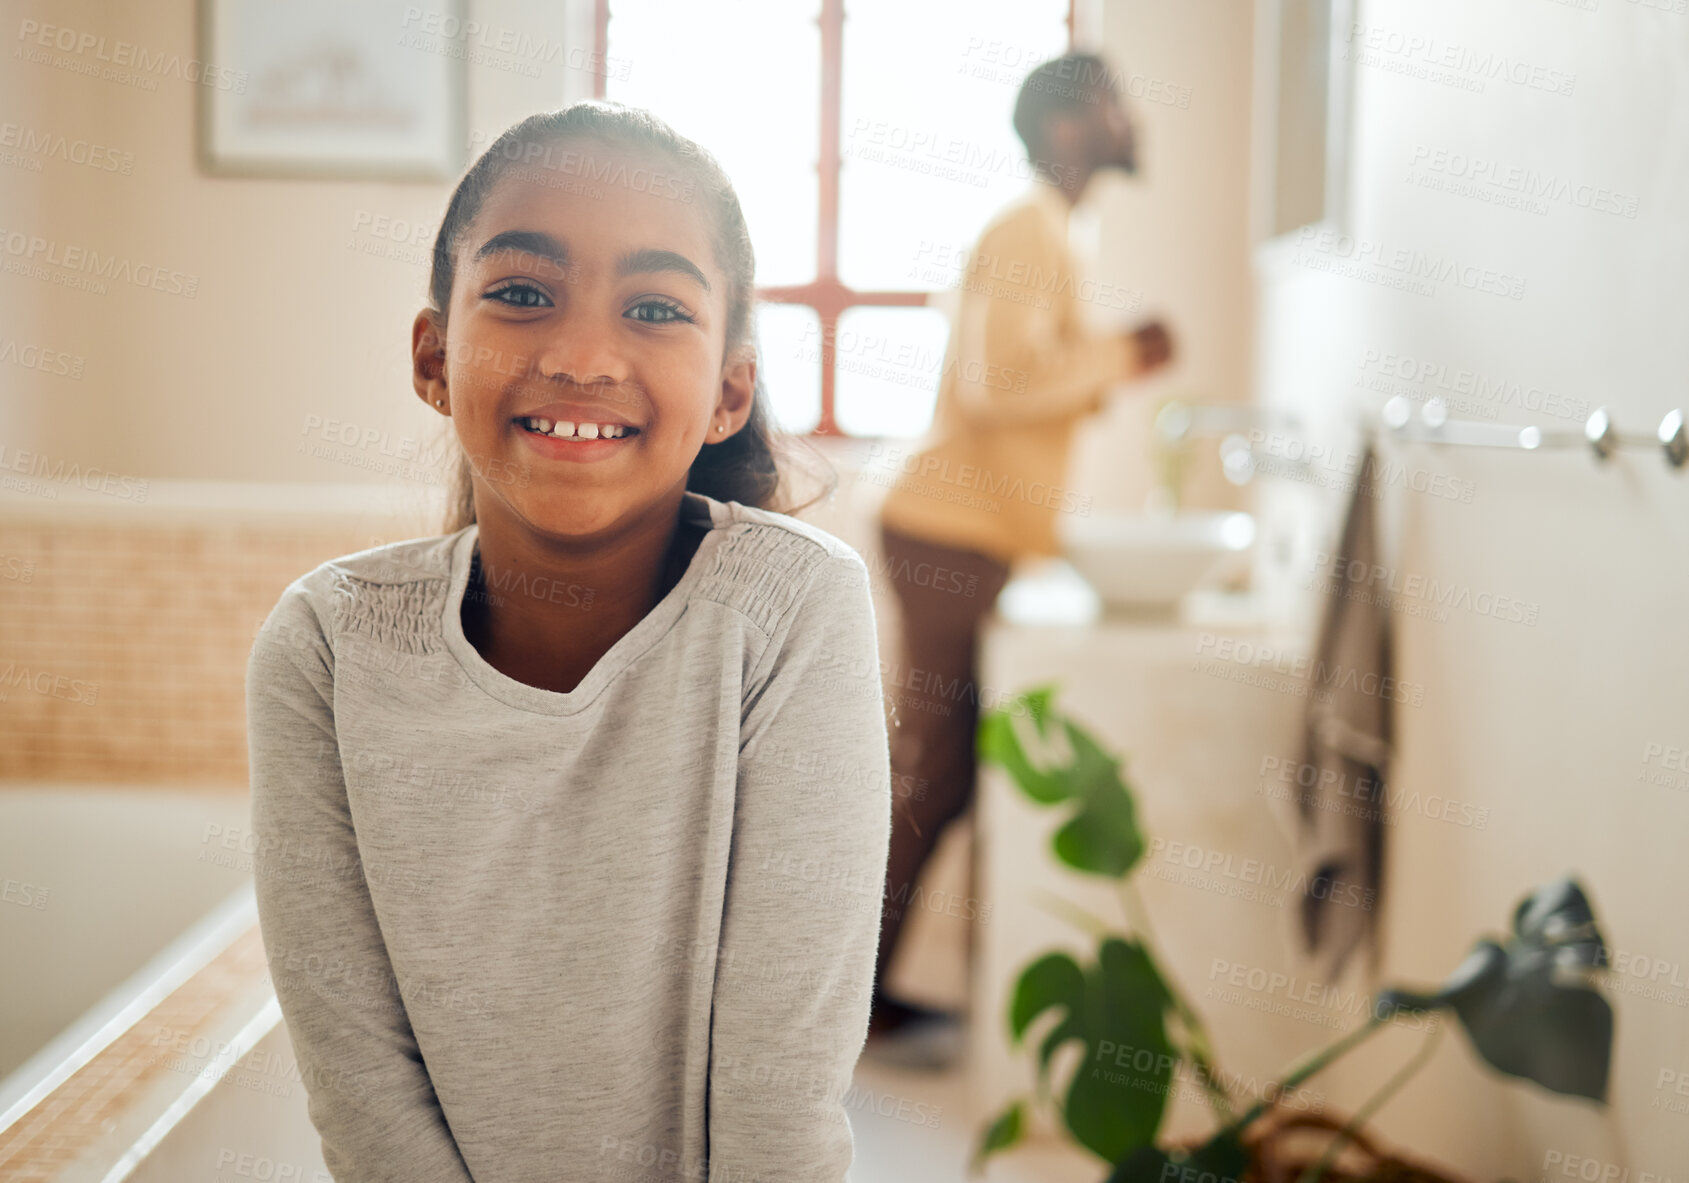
1012, 52, 1114, 158
423, 100, 835, 533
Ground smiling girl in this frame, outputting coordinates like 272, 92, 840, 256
246, 102, 893, 1183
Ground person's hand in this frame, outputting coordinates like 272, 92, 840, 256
1126, 319, 1174, 376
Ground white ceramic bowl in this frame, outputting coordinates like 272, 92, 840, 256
1059, 511, 1256, 611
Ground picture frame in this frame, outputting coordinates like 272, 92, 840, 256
198, 0, 467, 181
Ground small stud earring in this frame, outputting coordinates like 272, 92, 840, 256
716, 424, 725, 433
435, 399, 444, 407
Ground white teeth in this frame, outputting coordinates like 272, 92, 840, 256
525, 417, 633, 439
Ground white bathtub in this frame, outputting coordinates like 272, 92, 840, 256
0, 785, 336, 1182
0, 785, 251, 1108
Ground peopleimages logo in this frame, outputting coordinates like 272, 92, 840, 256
0, 122, 135, 173
1246, 429, 1478, 504
1256, 756, 1492, 830
845, 118, 1084, 189
465, 134, 694, 202
1343, 23, 1576, 97
911, 239, 1142, 311
1541, 1149, 1676, 1183
1307, 550, 1540, 627
0, 338, 84, 379
1194, 633, 1428, 707
1408, 145, 1639, 219
15, 19, 248, 92
0, 229, 199, 298
1144, 836, 1378, 911
1295, 225, 1526, 301
865, 442, 1094, 517
1356, 347, 1592, 423
0, 444, 147, 501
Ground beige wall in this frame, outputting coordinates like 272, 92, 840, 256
2, 0, 1252, 518
1081, 0, 1257, 517
2, 0, 593, 489
1251, 0, 1689, 1175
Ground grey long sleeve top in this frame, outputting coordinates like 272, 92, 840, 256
245, 489, 893, 1183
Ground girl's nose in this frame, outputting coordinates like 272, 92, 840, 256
536, 315, 628, 388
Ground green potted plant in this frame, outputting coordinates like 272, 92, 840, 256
971, 684, 1614, 1183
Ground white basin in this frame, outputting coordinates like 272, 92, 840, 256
1059, 510, 1255, 612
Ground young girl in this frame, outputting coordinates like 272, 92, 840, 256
247, 101, 893, 1183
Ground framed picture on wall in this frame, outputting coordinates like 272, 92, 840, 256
198, 0, 467, 180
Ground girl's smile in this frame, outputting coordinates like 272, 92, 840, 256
513, 404, 642, 463
428, 142, 744, 535
409, 127, 756, 705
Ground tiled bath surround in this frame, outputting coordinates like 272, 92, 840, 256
0, 484, 446, 785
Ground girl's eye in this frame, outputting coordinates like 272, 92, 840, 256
487, 283, 551, 308
628, 298, 694, 324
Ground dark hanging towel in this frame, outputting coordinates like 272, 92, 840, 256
1293, 441, 1394, 981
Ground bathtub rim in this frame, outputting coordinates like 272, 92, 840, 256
0, 883, 258, 1125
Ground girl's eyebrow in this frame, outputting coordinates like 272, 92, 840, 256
473, 230, 710, 292
473, 229, 568, 271
619, 247, 710, 293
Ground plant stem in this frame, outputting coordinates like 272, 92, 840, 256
1220, 1012, 1391, 1138
1030, 888, 1114, 941
1033, 1063, 1054, 1114
1116, 879, 1235, 1124
1292, 1021, 1445, 1183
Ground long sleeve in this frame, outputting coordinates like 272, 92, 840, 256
948, 212, 1137, 429
246, 584, 477, 1183
707, 551, 894, 1183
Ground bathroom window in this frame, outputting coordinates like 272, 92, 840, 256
601, 0, 1073, 437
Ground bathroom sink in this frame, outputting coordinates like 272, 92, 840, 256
1058, 510, 1255, 613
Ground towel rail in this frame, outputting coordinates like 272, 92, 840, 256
1382, 397, 1687, 469
1212, 398, 1686, 485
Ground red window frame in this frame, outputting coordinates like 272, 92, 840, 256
596, 0, 1077, 436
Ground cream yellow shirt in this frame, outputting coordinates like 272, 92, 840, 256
875, 179, 1135, 565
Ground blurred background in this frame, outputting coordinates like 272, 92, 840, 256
2, 0, 1685, 1180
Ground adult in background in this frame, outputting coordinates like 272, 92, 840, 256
867, 51, 1175, 1065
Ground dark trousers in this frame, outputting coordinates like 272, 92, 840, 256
872, 522, 1013, 1009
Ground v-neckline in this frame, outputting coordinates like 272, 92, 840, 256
440, 491, 730, 716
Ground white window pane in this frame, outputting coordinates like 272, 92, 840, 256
840, 0, 1068, 291
607, 1, 820, 286
735, 169, 817, 288
756, 304, 822, 435
833, 306, 950, 437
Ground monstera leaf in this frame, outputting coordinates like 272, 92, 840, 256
969, 1098, 1026, 1175
979, 684, 1146, 877
1007, 938, 1177, 1163
1376, 876, 1612, 1102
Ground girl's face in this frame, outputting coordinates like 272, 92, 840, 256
416, 137, 755, 539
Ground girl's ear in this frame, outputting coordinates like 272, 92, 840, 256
412, 309, 450, 413
716, 341, 756, 430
